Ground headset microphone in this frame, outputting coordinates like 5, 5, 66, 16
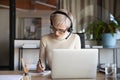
65, 32, 72, 39
65, 27, 73, 39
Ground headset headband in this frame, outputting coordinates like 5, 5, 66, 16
50, 11, 73, 32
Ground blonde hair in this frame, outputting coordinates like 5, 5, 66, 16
50, 9, 73, 28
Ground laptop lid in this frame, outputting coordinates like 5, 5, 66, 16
51, 49, 98, 79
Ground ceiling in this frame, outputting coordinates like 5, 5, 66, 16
0, 0, 57, 10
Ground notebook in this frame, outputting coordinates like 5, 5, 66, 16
51, 49, 98, 79
0, 75, 23, 80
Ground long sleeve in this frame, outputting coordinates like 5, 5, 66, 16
39, 38, 46, 68
38, 33, 81, 69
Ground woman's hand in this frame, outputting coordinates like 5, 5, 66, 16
36, 62, 45, 72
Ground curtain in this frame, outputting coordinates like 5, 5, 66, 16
17, 18, 24, 38
59, 0, 96, 33
101, 0, 120, 21
115, 0, 120, 18
58, 0, 120, 33
101, 0, 115, 22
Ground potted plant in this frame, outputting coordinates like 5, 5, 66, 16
85, 18, 120, 48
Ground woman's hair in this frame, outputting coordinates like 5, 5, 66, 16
50, 9, 73, 28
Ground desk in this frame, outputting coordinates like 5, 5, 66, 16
0, 71, 120, 80
18, 47, 39, 70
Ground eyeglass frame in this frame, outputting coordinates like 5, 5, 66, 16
50, 26, 69, 34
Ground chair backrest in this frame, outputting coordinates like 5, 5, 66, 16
76, 33, 85, 48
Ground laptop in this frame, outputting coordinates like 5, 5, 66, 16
51, 49, 98, 79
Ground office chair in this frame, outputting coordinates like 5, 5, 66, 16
76, 33, 85, 48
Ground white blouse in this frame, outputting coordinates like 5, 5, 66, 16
39, 33, 81, 69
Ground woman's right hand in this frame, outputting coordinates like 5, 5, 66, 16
36, 62, 45, 73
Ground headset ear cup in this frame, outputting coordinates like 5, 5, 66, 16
50, 11, 73, 32
50, 16, 52, 26
68, 26, 73, 32
68, 28, 71, 32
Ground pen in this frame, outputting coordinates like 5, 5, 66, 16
39, 58, 43, 68
21, 58, 29, 74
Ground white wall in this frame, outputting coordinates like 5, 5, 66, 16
14, 40, 40, 70
14, 40, 120, 70
85, 40, 120, 67
14, 10, 54, 70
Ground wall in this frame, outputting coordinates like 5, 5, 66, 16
14, 10, 54, 70
14, 10, 120, 70
16, 10, 53, 38
85, 40, 120, 67
1, 9, 120, 70
0, 9, 9, 67
14, 40, 40, 70
14, 40, 120, 70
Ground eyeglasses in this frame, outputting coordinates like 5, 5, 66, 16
51, 27, 68, 34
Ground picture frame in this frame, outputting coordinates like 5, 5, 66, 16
23, 17, 42, 39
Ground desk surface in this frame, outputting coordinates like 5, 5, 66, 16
0, 71, 119, 80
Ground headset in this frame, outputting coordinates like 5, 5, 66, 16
50, 11, 73, 39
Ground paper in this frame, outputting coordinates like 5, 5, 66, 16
22, 43, 38, 48
27, 64, 36, 70
92, 46, 103, 48
0, 75, 23, 80
29, 70, 51, 76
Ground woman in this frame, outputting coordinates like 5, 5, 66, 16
37, 9, 81, 72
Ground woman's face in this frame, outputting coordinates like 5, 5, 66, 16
51, 24, 68, 38
51, 13, 71, 39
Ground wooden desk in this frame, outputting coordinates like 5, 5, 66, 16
0, 71, 119, 80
